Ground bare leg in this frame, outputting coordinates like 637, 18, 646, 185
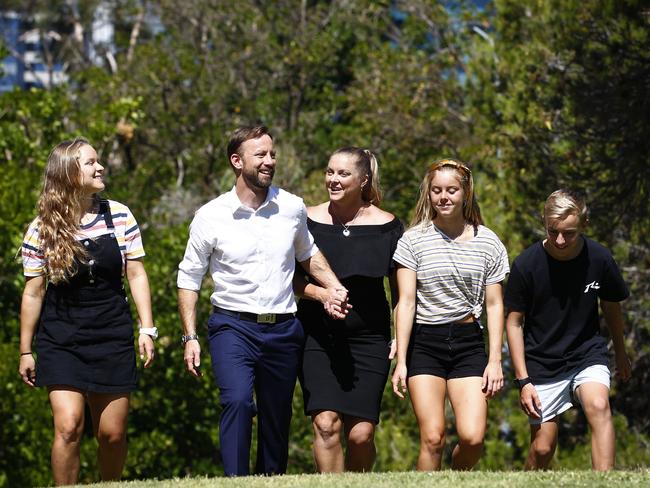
526, 419, 559, 470
48, 387, 86, 486
344, 416, 376, 472
311, 410, 344, 472
87, 392, 130, 481
447, 377, 486, 470
575, 382, 614, 470
408, 375, 447, 470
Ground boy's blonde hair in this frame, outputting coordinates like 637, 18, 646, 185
543, 189, 588, 226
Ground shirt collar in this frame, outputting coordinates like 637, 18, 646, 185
226, 185, 279, 214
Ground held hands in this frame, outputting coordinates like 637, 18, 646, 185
519, 383, 542, 419
184, 340, 202, 377
482, 360, 504, 398
138, 334, 155, 368
391, 362, 408, 399
18, 354, 36, 387
322, 287, 351, 320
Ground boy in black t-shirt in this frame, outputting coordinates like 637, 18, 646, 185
505, 189, 631, 471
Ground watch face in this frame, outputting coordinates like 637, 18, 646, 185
182, 334, 197, 344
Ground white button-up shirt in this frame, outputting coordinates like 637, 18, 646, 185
177, 186, 318, 314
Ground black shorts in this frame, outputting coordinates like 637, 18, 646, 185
407, 322, 487, 379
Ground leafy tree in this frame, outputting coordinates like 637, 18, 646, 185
1, 1, 649, 484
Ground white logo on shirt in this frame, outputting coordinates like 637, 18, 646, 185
584, 281, 601, 293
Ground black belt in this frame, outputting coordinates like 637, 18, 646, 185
213, 306, 295, 324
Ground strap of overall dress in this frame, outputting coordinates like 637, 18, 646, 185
99, 199, 115, 230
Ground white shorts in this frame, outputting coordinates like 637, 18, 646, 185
530, 364, 611, 425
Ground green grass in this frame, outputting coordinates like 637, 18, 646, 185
81, 470, 650, 488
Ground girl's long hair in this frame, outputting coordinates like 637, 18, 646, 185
411, 159, 483, 228
37, 138, 94, 284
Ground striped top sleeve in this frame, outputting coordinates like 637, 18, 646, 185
21, 200, 145, 277
111, 200, 145, 260
22, 219, 45, 277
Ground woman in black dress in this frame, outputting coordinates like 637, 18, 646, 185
18, 138, 156, 485
295, 147, 403, 472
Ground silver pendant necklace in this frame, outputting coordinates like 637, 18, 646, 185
331, 204, 363, 237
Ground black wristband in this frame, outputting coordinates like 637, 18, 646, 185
20, 351, 32, 356
514, 377, 533, 390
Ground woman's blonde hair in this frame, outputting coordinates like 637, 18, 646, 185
411, 158, 483, 228
37, 137, 96, 284
543, 189, 588, 226
331, 147, 383, 206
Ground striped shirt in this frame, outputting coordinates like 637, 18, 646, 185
22, 199, 145, 277
393, 223, 509, 325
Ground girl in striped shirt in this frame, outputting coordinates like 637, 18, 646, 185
18, 138, 156, 485
391, 159, 509, 470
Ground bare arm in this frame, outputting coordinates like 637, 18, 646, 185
299, 250, 341, 289
125, 258, 155, 368
178, 288, 202, 377
293, 271, 328, 303
482, 282, 505, 397
506, 309, 541, 418
505, 310, 528, 380
391, 265, 416, 399
18, 275, 46, 387
600, 300, 631, 382
126, 258, 154, 327
388, 270, 399, 359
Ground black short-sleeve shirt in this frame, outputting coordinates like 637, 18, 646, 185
504, 237, 629, 382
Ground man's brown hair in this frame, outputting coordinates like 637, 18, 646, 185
226, 126, 273, 159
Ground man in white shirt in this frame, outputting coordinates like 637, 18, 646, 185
177, 126, 348, 476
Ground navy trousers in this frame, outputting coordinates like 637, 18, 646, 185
207, 311, 304, 476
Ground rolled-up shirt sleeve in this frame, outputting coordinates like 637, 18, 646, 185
392, 232, 417, 271
177, 211, 214, 290
294, 202, 318, 262
486, 239, 509, 285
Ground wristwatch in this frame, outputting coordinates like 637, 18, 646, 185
139, 327, 159, 339
181, 333, 199, 345
514, 377, 533, 390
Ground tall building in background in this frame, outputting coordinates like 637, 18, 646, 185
0, 4, 118, 92
0, 11, 67, 91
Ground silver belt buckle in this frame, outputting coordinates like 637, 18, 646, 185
257, 313, 276, 324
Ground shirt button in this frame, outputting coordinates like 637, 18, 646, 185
83, 241, 90, 246
89, 259, 95, 265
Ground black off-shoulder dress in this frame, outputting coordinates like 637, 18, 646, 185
297, 217, 403, 423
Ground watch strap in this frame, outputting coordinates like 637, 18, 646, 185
181, 333, 199, 345
514, 377, 533, 390
139, 327, 158, 339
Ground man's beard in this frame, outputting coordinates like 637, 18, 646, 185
243, 168, 274, 189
